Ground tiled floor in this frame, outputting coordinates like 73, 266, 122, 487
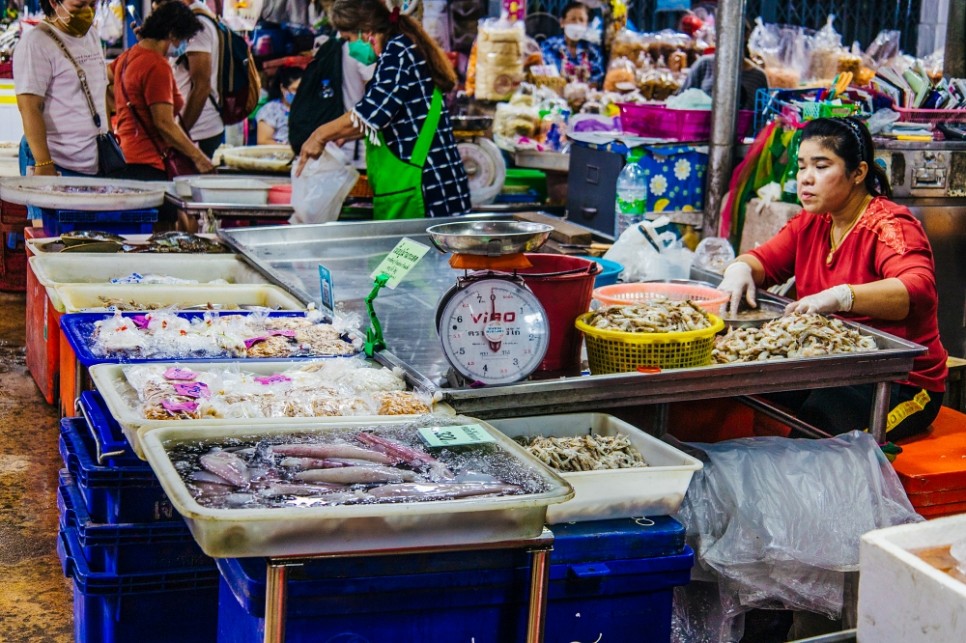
0, 291, 73, 642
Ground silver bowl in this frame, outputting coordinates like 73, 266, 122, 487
721, 301, 785, 328
426, 221, 553, 256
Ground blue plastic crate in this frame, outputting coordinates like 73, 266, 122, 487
57, 527, 218, 643
59, 310, 354, 368
217, 518, 693, 643
58, 471, 212, 574
41, 208, 158, 237
76, 391, 139, 466
59, 415, 174, 523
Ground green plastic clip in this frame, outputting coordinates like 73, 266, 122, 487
364, 273, 390, 357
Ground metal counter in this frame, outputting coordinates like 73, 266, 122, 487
219, 218, 924, 438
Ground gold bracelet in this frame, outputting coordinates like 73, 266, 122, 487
33, 160, 54, 168
846, 284, 857, 311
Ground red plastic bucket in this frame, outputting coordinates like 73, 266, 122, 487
517, 254, 601, 373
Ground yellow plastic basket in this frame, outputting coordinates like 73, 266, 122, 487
576, 312, 724, 374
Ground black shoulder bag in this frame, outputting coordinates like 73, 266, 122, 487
39, 23, 126, 177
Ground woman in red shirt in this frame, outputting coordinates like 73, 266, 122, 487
718, 117, 948, 440
109, 1, 213, 180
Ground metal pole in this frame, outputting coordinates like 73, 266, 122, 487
263, 561, 289, 643
870, 380, 892, 443
944, 0, 966, 78
525, 542, 553, 643
702, 0, 747, 238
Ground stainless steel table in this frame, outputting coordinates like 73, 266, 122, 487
220, 217, 925, 442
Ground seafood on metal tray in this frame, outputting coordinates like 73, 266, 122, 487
124, 361, 434, 420
712, 313, 878, 364
168, 424, 550, 508
515, 434, 647, 472
584, 297, 713, 333
91, 310, 361, 358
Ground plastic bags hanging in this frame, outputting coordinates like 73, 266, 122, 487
94, 0, 124, 45
290, 144, 359, 225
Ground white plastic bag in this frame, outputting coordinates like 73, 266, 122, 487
603, 216, 694, 282
290, 144, 359, 225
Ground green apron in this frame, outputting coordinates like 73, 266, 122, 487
365, 88, 443, 220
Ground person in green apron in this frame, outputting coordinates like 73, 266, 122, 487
295, 0, 471, 219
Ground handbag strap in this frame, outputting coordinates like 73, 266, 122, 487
117, 54, 169, 160
37, 22, 104, 132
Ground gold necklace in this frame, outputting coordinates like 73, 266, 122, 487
825, 197, 871, 265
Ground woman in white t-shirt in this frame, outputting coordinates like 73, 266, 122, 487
14, 0, 108, 176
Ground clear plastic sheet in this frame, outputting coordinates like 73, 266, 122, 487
672, 430, 921, 633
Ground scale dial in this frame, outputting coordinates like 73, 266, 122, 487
437, 278, 549, 385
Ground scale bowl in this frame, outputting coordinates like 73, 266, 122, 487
426, 221, 553, 256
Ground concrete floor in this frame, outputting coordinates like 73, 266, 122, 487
0, 291, 73, 642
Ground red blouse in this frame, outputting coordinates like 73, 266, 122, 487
749, 197, 948, 392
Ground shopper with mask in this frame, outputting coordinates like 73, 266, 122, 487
540, 1, 604, 87
256, 66, 303, 145
109, 1, 214, 180
296, 0, 470, 219
14, 0, 109, 176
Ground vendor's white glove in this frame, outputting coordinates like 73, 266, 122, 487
784, 284, 854, 315
718, 262, 757, 316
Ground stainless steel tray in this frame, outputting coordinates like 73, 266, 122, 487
165, 193, 293, 216
219, 220, 925, 419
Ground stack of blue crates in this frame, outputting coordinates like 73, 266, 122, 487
217, 515, 694, 642
41, 207, 158, 237
56, 392, 218, 643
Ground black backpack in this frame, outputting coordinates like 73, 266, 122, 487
288, 37, 345, 154
193, 9, 260, 125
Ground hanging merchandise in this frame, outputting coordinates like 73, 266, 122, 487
94, 0, 124, 45
474, 18, 525, 101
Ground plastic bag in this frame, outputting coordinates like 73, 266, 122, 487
290, 144, 359, 225
603, 216, 693, 282
808, 15, 844, 82
673, 430, 921, 625
94, 0, 124, 44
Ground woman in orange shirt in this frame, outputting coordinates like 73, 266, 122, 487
110, 1, 214, 180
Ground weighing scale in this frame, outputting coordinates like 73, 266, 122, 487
427, 221, 555, 386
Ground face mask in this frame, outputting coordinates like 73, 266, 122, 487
563, 24, 586, 41
348, 35, 378, 66
167, 40, 188, 59
283, 90, 296, 105
54, 4, 95, 38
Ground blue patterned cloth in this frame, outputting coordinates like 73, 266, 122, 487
352, 34, 471, 218
540, 35, 604, 87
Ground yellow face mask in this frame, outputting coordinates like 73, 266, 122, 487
55, 4, 95, 38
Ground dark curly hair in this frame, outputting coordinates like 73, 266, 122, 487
268, 66, 304, 101
139, 1, 203, 42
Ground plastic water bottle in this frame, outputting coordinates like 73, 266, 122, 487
614, 154, 647, 237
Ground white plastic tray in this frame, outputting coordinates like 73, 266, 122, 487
29, 254, 271, 313
859, 514, 966, 642
189, 177, 271, 205
0, 176, 168, 210
89, 360, 454, 459
488, 413, 703, 523
53, 283, 305, 313
139, 417, 573, 557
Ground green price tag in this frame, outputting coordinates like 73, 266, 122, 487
369, 237, 431, 290
418, 424, 496, 448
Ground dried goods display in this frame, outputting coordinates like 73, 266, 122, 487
123, 361, 431, 420
583, 298, 714, 333
515, 434, 647, 472
168, 424, 552, 509
712, 313, 878, 364
90, 310, 360, 358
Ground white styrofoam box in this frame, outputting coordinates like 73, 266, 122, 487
139, 418, 573, 557
487, 413, 703, 523
858, 513, 966, 642
29, 254, 271, 313
54, 283, 305, 313
189, 177, 270, 205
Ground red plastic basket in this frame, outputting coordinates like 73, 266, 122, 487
618, 104, 755, 141
893, 106, 966, 124
593, 282, 729, 315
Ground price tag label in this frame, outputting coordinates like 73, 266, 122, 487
318, 265, 334, 313
369, 238, 430, 290
418, 424, 496, 448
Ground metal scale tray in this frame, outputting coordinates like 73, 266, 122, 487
219, 216, 925, 419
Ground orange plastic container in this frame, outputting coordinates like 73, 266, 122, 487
592, 282, 729, 315
25, 257, 62, 405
